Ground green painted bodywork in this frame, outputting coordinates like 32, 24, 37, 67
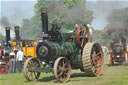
54, 32, 82, 65
36, 32, 82, 73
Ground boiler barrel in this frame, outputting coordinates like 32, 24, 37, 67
36, 42, 75, 60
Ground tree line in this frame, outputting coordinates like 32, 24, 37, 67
0, 0, 128, 48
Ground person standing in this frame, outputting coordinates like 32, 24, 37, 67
16, 48, 24, 72
9, 48, 16, 73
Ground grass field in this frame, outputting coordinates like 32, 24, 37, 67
0, 56, 128, 85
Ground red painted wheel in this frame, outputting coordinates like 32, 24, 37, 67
0, 66, 8, 74
54, 57, 71, 83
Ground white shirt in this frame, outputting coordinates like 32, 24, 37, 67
16, 50, 24, 61
9, 52, 15, 59
9, 52, 15, 56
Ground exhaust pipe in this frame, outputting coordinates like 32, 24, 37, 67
14, 26, 20, 46
40, 7, 48, 34
5, 26, 10, 47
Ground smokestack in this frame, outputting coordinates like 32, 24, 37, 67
40, 7, 48, 33
114, 31, 120, 43
5, 26, 10, 46
14, 26, 20, 46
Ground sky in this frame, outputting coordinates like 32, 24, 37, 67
86, 0, 128, 29
0, 0, 37, 37
0, 0, 128, 37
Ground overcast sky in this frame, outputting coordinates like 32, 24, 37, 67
0, 0, 128, 36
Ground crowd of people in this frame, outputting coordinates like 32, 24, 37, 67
9, 48, 24, 73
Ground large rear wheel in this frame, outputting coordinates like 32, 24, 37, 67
81, 42, 104, 76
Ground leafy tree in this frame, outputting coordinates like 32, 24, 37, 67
62, 0, 85, 8
0, 17, 9, 41
20, 19, 34, 39
92, 29, 111, 48
0, 17, 10, 26
0, 34, 4, 40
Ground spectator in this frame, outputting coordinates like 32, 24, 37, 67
16, 48, 24, 72
9, 48, 16, 73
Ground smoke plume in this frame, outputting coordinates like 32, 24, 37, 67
106, 7, 128, 35
45, 1, 93, 25
86, 0, 128, 29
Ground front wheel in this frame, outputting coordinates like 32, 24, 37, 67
53, 57, 71, 83
23, 58, 41, 81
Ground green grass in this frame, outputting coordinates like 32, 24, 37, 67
0, 56, 128, 85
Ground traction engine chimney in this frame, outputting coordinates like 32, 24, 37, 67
14, 26, 20, 46
40, 7, 48, 34
5, 26, 10, 47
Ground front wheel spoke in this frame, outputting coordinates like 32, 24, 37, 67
26, 69, 30, 73
64, 62, 68, 67
31, 72, 34, 80
62, 60, 65, 67
30, 60, 33, 66
28, 72, 32, 79
26, 71, 31, 77
64, 72, 68, 77
58, 65, 63, 71
63, 73, 66, 78
33, 72, 37, 78
59, 75, 63, 80
58, 71, 64, 77
33, 61, 37, 66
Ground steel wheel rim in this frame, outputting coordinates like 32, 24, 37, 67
24, 58, 40, 81
91, 43, 104, 76
54, 57, 71, 83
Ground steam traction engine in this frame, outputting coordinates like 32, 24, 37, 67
0, 26, 21, 74
109, 31, 128, 65
0, 27, 11, 74
23, 7, 104, 82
